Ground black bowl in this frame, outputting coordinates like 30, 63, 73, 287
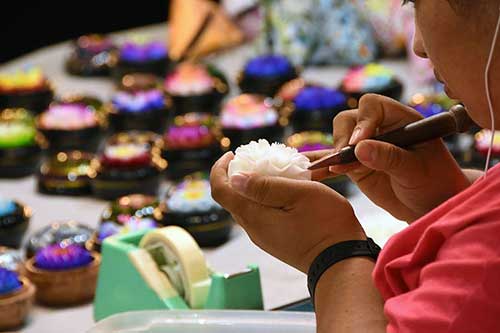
66, 52, 115, 77
0, 88, 54, 115
0, 201, 30, 249
340, 78, 404, 108
166, 64, 229, 116
290, 105, 347, 133
91, 162, 165, 200
37, 151, 94, 196
162, 144, 223, 180
169, 89, 226, 116
112, 57, 170, 82
25, 221, 94, 258
222, 124, 285, 151
238, 70, 298, 97
0, 144, 42, 178
161, 208, 232, 247
108, 107, 170, 134
38, 125, 102, 153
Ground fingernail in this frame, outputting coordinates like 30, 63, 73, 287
356, 142, 376, 163
349, 127, 362, 145
230, 173, 250, 193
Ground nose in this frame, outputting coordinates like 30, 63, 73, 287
413, 24, 428, 59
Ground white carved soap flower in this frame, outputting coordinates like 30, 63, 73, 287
228, 139, 311, 180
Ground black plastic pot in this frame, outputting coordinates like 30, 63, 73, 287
0, 144, 42, 178
161, 209, 232, 247
0, 201, 30, 249
222, 124, 285, 151
0, 88, 54, 115
238, 70, 298, 97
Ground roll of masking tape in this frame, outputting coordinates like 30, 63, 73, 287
128, 248, 179, 300
139, 226, 211, 309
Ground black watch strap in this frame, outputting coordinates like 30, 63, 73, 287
307, 238, 381, 306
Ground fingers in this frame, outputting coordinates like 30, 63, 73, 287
210, 153, 280, 221
332, 109, 357, 150
230, 173, 329, 210
351, 94, 423, 145
210, 152, 250, 213
354, 139, 423, 179
302, 149, 339, 181
311, 168, 339, 182
329, 161, 362, 175
210, 151, 233, 186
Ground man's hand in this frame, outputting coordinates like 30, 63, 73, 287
310, 94, 471, 222
210, 152, 365, 273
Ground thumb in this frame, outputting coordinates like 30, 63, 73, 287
230, 173, 321, 209
354, 140, 422, 179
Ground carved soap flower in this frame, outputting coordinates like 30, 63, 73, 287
228, 139, 311, 180
164, 63, 215, 96
101, 143, 151, 168
119, 40, 167, 63
0, 67, 48, 93
38, 104, 98, 130
34, 244, 93, 271
475, 130, 500, 155
112, 89, 165, 113
0, 267, 22, 295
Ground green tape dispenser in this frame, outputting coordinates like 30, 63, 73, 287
93, 226, 263, 321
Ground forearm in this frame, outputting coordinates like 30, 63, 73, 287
315, 257, 386, 333
463, 169, 484, 184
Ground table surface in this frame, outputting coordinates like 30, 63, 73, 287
0, 23, 414, 333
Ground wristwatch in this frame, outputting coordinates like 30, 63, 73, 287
307, 238, 381, 306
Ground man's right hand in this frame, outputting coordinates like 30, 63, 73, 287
307, 94, 471, 222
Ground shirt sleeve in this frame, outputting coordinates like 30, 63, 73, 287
383, 220, 500, 333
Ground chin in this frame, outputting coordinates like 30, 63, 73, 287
462, 101, 500, 129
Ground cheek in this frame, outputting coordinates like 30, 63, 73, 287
415, 0, 488, 120
415, 2, 466, 83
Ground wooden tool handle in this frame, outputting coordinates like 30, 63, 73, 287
373, 104, 472, 147
308, 105, 473, 169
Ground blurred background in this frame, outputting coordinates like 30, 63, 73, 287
1, 1, 495, 332
1, 0, 170, 63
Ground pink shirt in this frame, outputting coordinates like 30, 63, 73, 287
373, 163, 500, 333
